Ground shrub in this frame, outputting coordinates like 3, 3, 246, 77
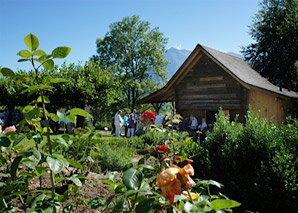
139, 130, 168, 147
192, 107, 298, 212
94, 120, 112, 131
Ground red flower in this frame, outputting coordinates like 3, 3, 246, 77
174, 156, 193, 166
152, 144, 169, 158
141, 111, 156, 124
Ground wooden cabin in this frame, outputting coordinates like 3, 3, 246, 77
139, 44, 298, 124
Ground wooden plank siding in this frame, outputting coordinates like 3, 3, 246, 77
174, 54, 247, 121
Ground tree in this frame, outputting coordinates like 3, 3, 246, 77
92, 15, 169, 109
242, 0, 298, 91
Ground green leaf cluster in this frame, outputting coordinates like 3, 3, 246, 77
193, 107, 298, 212
242, 0, 298, 91
92, 15, 169, 109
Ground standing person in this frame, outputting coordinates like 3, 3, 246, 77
123, 112, 129, 137
154, 112, 164, 127
199, 118, 208, 142
190, 115, 198, 141
114, 110, 123, 137
132, 109, 138, 134
127, 113, 135, 137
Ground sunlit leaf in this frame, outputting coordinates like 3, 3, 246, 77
52, 46, 71, 58
70, 108, 93, 118
46, 156, 64, 174
37, 96, 50, 103
24, 33, 39, 51
33, 49, 46, 56
210, 199, 241, 210
18, 50, 32, 58
42, 59, 54, 70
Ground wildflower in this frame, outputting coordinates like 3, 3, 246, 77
156, 164, 194, 204
3, 125, 17, 133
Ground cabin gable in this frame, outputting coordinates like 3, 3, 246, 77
174, 53, 247, 122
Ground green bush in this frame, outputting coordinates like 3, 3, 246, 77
192, 107, 298, 212
94, 120, 112, 131
139, 130, 168, 147
91, 140, 135, 172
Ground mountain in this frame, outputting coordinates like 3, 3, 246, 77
165, 47, 191, 78
164, 48, 244, 79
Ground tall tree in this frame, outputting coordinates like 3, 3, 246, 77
92, 15, 169, 109
242, 0, 298, 91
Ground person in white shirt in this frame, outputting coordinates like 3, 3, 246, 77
114, 110, 123, 137
190, 115, 198, 141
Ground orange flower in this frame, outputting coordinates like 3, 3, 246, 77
156, 164, 194, 204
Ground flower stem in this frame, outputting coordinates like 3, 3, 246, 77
187, 189, 194, 204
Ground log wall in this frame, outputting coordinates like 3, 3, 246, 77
175, 53, 247, 122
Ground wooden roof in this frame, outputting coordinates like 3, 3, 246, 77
139, 44, 298, 104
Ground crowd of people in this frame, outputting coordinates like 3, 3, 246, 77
112, 109, 209, 142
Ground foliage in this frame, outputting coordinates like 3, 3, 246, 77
92, 15, 169, 109
139, 129, 168, 147
193, 107, 298, 212
94, 120, 112, 131
242, 0, 298, 91
96, 114, 241, 212
0, 34, 93, 211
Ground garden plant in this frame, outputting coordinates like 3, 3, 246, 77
0, 33, 93, 212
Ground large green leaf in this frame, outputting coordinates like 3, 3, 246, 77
0, 68, 15, 77
24, 33, 39, 51
46, 156, 64, 174
10, 156, 22, 180
0, 137, 11, 147
52, 46, 71, 59
122, 167, 143, 190
18, 50, 32, 58
210, 199, 241, 210
135, 198, 155, 213
42, 59, 54, 70
70, 108, 93, 118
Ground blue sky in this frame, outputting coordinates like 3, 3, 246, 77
0, 0, 260, 71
